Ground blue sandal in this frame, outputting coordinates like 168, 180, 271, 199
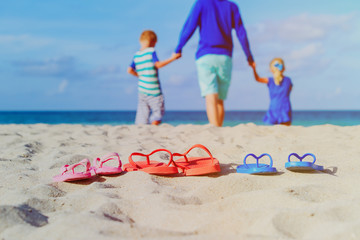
285, 153, 324, 172
237, 153, 278, 175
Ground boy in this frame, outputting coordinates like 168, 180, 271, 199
128, 30, 179, 125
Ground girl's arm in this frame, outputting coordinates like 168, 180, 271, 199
154, 53, 179, 69
127, 67, 138, 77
251, 64, 268, 84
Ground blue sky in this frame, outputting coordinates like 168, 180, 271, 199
0, 0, 359, 110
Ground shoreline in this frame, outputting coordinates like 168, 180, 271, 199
1, 124, 360, 239
0, 110, 359, 127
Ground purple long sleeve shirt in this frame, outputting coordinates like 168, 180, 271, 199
175, 0, 254, 62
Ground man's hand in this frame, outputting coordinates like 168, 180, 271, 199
249, 61, 256, 69
173, 53, 182, 59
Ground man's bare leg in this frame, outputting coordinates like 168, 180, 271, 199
217, 99, 225, 126
206, 93, 222, 127
151, 120, 161, 125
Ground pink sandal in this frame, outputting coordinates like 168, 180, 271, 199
53, 158, 92, 182
92, 152, 123, 175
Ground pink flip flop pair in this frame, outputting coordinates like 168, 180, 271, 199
53, 153, 123, 182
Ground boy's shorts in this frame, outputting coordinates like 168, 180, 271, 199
135, 93, 165, 124
196, 54, 232, 100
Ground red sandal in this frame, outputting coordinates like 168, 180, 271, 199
173, 144, 221, 176
123, 149, 178, 175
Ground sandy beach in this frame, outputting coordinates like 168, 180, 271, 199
1, 123, 360, 240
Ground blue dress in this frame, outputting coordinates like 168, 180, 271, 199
264, 77, 293, 125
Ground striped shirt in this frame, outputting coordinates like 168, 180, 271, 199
130, 47, 162, 96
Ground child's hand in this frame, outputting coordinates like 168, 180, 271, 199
127, 67, 138, 77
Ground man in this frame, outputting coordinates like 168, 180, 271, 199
175, 0, 255, 126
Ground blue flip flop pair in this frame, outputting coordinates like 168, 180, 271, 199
236, 153, 324, 175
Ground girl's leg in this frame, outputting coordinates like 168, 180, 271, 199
151, 120, 161, 125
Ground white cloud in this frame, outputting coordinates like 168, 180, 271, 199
284, 43, 328, 71
252, 12, 354, 44
335, 87, 342, 96
0, 34, 52, 50
90, 65, 122, 76
0, 34, 98, 54
168, 75, 187, 86
288, 43, 323, 60
248, 13, 356, 74
58, 79, 68, 93
13, 56, 76, 77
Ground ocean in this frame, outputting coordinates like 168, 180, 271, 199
0, 111, 359, 126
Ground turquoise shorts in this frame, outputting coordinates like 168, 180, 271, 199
196, 54, 232, 100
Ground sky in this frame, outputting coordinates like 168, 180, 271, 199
0, 0, 359, 111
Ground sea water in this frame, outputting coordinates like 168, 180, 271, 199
0, 111, 359, 126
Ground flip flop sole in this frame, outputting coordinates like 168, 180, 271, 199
95, 166, 123, 175
237, 163, 278, 175
285, 162, 324, 172
175, 157, 221, 176
123, 161, 178, 175
53, 172, 92, 182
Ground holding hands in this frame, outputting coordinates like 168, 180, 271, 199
249, 60, 256, 69
172, 52, 182, 60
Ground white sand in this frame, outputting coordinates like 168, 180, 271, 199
1, 123, 360, 240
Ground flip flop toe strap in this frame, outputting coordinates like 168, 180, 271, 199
288, 153, 316, 164
173, 144, 215, 164
61, 159, 91, 175
128, 149, 173, 168
94, 152, 122, 168
243, 153, 273, 168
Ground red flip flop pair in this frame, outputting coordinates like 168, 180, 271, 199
123, 144, 221, 176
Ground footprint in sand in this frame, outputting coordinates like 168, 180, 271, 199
167, 194, 202, 206
29, 184, 66, 198
94, 202, 135, 225
24, 141, 42, 156
0, 204, 48, 232
286, 185, 339, 203
25, 197, 58, 213
272, 211, 317, 239
92, 182, 116, 189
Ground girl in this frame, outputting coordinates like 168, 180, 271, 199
251, 58, 293, 125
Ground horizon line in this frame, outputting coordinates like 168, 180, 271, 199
0, 109, 360, 112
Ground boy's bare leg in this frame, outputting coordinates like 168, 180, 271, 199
206, 93, 222, 127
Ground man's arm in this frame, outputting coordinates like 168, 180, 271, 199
175, 1, 202, 54
232, 4, 254, 65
